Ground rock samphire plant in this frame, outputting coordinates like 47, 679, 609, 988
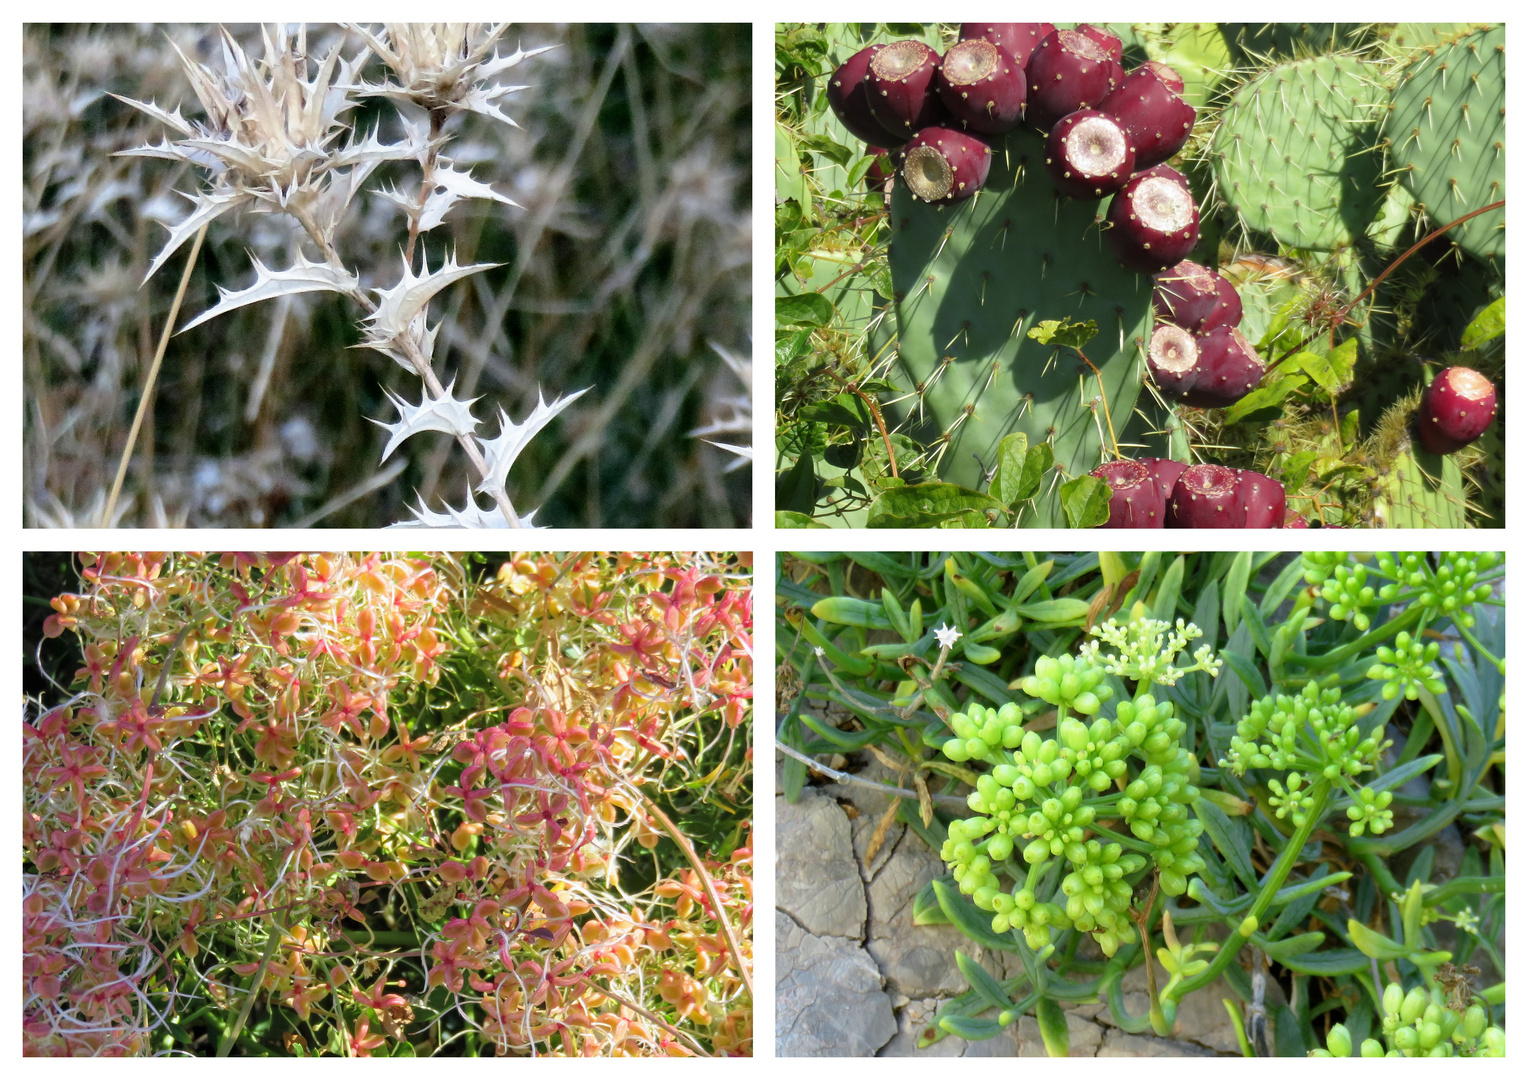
778, 550, 1503, 1055
775, 23, 1505, 527
25, 552, 753, 1056
113, 25, 584, 528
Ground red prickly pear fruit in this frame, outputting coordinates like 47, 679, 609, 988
1091, 457, 1185, 527
1075, 24, 1124, 63
1236, 469, 1287, 528
1105, 168, 1200, 272
1182, 326, 1264, 408
1136, 162, 1192, 190
1141, 457, 1188, 501
937, 38, 1026, 134
1147, 324, 1200, 402
1166, 464, 1246, 528
1137, 61, 1185, 95
959, 23, 1054, 69
1091, 460, 1162, 527
1203, 273, 1243, 334
1283, 510, 1310, 528
1417, 366, 1497, 454
1099, 67, 1196, 169
865, 146, 900, 193
827, 46, 906, 147
1044, 109, 1135, 199
1025, 29, 1125, 132
1152, 260, 1221, 331
865, 40, 949, 141
900, 126, 993, 205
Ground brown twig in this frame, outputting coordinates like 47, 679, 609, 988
626, 785, 752, 1002
1264, 199, 1505, 377
1072, 346, 1120, 458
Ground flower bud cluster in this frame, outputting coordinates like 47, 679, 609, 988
1419, 553, 1497, 629
1020, 654, 1112, 714
1077, 611, 1223, 687
1311, 982, 1504, 1057
1222, 681, 1393, 832
936, 620, 1217, 956
1366, 631, 1446, 702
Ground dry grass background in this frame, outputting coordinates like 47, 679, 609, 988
24, 24, 751, 528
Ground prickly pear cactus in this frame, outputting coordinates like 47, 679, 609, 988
887, 128, 1157, 524
1385, 24, 1505, 263
1371, 446, 1473, 527
1208, 54, 1388, 252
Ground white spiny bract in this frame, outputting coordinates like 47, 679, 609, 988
690, 340, 752, 470
361, 250, 502, 365
112, 24, 584, 527
343, 24, 555, 126
372, 379, 481, 462
475, 388, 592, 496
390, 492, 542, 529
179, 251, 359, 333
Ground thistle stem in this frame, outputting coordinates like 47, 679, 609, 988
104, 223, 207, 526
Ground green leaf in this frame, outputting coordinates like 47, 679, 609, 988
939, 1014, 1006, 1041
775, 452, 818, 514
798, 132, 853, 167
799, 393, 871, 428
1059, 474, 1110, 528
867, 483, 1001, 528
932, 877, 1023, 953
775, 292, 834, 327
1461, 296, 1506, 350
809, 596, 894, 630
1224, 372, 1307, 423
1027, 317, 1099, 349
1016, 443, 1054, 504
1347, 919, 1409, 961
1011, 598, 1091, 623
775, 510, 826, 528
1222, 550, 1252, 634
989, 432, 1029, 507
955, 951, 1014, 1013
1196, 796, 1258, 889
1274, 450, 1319, 493
1259, 930, 1327, 961
1276, 947, 1370, 976
913, 877, 952, 926
1035, 996, 1071, 1057
1220, 650, 1267, 699
774, 123, 808, 217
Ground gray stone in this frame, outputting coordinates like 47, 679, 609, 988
864, 832, 979, 997
1098, 1028, 1219, 1056
1011, 1010, 1107, 1056
776, 910, 897, 1057
777, 789, 866, 938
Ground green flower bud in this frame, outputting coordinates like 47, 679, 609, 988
1326, 1024, 1353, 1057
1382, 982, 1404, 1018
1359, 1038, 1385, 1057
1401, 987, 1429, 1025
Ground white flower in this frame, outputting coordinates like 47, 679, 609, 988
934, 624, 962, 650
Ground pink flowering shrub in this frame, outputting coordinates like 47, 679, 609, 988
24, 551, 752, 1056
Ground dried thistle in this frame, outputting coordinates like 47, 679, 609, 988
112, 23, 584, 527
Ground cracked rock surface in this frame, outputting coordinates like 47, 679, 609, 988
776, 758, 1242, 1057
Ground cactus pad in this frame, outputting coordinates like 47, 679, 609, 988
1385, 24, 1505, 263
1209, 54, 1387, 251
887, 128, 1156, 521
